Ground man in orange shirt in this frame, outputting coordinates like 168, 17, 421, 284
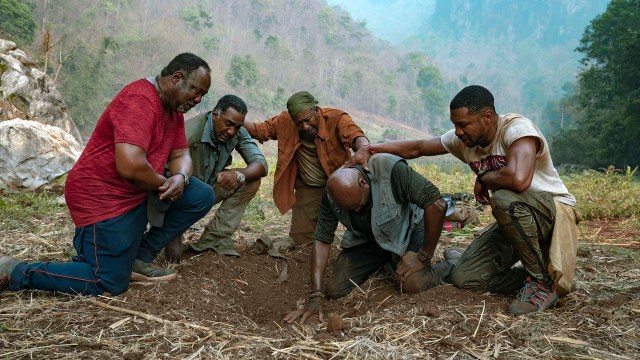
243, 91, 369, 246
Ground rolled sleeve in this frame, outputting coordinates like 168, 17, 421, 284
313, 190, 339, 244
337, 113, 366, 148
235, 127, 268, 174
251, 113, 283, 142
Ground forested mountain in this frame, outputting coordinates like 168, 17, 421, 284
409, 0, 608, 133
2, 0, 450, 135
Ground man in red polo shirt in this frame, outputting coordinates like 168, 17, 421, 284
0, 53, 214, 296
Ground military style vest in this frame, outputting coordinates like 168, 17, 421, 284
328, 154, 424, 255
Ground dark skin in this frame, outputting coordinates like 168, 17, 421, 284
115, 66, 211, 200
284, 168, 446, 324
164, 105, 268, 263
211, 107, 267, 191
118, 67, 210, 262
347, 107, 540, 203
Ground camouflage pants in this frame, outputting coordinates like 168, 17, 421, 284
449, 189, 556, 294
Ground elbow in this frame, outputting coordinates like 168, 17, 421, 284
116, 165, 136, 181
426, 198, 447, 219
511, 178, 532, 193
116, 160, 145, 182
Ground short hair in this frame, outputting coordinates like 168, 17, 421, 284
161, 53, 210, 78
450, 85, 495, 113
213, 95, 248, 115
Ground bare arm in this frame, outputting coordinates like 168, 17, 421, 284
352, 136, 370, 151
284, 240, 331, 324
481, 137, 538, 193
372, 137, 449, 159
421, 198, 446, 260
349, 137, 449, 170
166, 148, 192, 177
115, 143, 166, 190
310, 240, 331, 292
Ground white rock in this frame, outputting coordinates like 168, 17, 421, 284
0, 47, 83, 142
0, 39, 16, 53
0, 119, 82, 190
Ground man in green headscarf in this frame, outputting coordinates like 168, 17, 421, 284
244, 91, 370, 246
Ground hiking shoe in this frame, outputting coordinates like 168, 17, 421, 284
508, 277, 558, 315
130, 260, 176, 282
0, 256, 20, 292
443, 247, 465, 266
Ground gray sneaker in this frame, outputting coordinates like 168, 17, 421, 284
0, 256, 20, 291
130, 260, 176, 282
443, 247, 465, 266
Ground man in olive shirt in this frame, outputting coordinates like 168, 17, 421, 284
164, 95, 268, 261
285, 154, 454, 323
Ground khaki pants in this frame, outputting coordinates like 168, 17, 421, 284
449, 189, 556, 294
289, 181, 324, 246
199, 179, 261, 245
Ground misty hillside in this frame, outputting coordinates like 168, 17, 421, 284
409, 0, 608, 123
18, 0, 450, 136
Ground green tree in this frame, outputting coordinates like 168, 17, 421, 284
0, 0, 36, 46
416, 64, 446, 126
552, 0, 640, 168
225, 55, 260, 89
180, 1, 213, 33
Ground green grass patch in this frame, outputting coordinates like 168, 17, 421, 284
0, 191, 67, 231
563, 166, 640, 220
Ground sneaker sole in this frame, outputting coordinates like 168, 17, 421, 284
130, 272, 177, 282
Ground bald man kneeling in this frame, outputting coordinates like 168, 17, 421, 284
285, 153, 455, 324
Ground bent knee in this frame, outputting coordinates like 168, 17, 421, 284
325, 280, 351, 300
490, 189, 518, 211
449, 268, 489, 292
97, 276, 131, 296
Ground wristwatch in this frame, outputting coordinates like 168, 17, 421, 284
177, 172, 189, 186
235, 171, 246, 184
417, 249, 432, 264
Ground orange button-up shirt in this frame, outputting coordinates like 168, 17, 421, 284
248, 107, 366, 214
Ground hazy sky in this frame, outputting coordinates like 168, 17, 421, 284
326, 0, 436, 44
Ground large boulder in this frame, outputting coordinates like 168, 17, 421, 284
0, 119, 82, 190
0, 38, 82, 143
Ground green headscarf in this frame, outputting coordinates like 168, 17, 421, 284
286, 91, 319, 117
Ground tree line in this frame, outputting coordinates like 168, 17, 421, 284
1, 0, 637, 169
0, 0, 451, 135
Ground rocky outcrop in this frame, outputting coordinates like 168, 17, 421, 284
0, 38, 82, 143
0, 38, 83, 190
0, 119, 82, 190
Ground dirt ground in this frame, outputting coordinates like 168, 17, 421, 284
1, 208, 638, 359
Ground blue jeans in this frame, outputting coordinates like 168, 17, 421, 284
9, 177, 213, 296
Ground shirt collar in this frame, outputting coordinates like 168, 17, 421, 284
315, 108, 329, 140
